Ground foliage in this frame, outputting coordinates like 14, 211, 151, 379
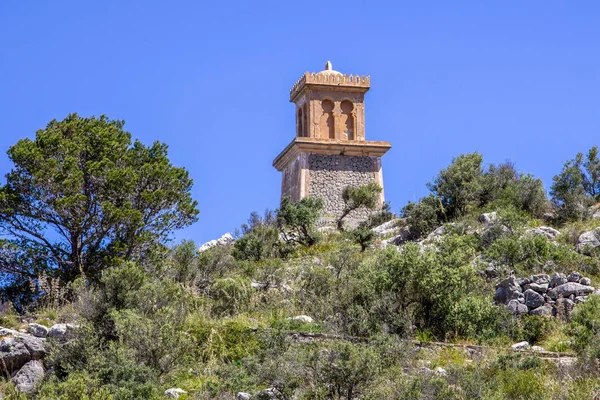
551, 146, 600, 221
277, 196, 323, 246
0, 114, 199, 289
401, 194, 444, 238
449, 296, 508, 340
361, 201, 394, 229
428, 152, 484, 218
348, 226, 375, 251
337, 183, 382, 230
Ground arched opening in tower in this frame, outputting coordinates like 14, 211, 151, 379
320, 99, 335, 139
341, 100, 354, 140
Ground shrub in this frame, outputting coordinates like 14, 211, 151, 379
428, 152, 484, 218
348, 226, 375, 252
401, 195, 444, 238
210, 277, 251, 316
233, 224, 283, 262
450, 296, 506, 340
569, 294, 600, 352
306, 342, 381, 400
550, 147, 600, 221
277, 197, 323, 246
337, 183, 382, 230
520, 315, 555, 344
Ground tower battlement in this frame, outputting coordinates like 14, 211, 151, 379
290, 72, 371, 102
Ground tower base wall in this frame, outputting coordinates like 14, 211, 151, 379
280, 152, 385, 220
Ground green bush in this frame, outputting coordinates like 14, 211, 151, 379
348, 226, 375, 252
569, 294, 600, 352
37, 372, 113, 400
450, 296, 507, 340
277, 197, 323, 246
401, 194, 444, 238
210, 277, 251, 316
306, 341, 381, 400
520, 315, 555, 344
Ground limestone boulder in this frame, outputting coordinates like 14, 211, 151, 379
372, 219, 400, 236
165, 388, 188, 398
478, 212, 498, 226
567, 271, 582, 282
27, 324, 48, 338
550, 273, 568, 288
0, 337, 31, 373
576, 228, 600, 254
524, 226, 560, 240
529, 304, 553, 317
556, 282, 594, 298
290, 315, 314, 324
11, 360, 44, 395
580, 277, 592, 286
528, 283, 549, 293
506, 300, 528, 315
511, 341, 530, 350
198, 233, 234, 253
524, 289, 545, 309
237, 393, 252, 400
20, 335, 47, 360
381, 227, 413, 248
48, 324, 71, 340
531, 274, 550, 285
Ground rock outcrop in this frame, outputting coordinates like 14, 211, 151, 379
495, 272, 595, 317
198, 233, 234, 253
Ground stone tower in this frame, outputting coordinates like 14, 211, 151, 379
273, 61, 391, 220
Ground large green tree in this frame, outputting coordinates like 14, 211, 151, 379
0, 114, 199, 286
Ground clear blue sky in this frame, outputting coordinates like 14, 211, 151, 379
1, 1, 599, 245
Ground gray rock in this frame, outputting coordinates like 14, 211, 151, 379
495, 276, 522, 304
531, 274, 550, 284
478, 212, 498, 226
575, 296, 588, 303
290, 315, 314, 324
372, 219, 400, 236
506, 300, 528, 315
164, 388, 188, 398
426, 225, 448, 241
237, 393, 252, 400
11, 360, 44, 395
198, 233, 234, 253
550, 273, 567, 288
567, 272, 582, 282
434, 366, 447, 376
576, 228, 600, 254
0, 337, 31, 373
580, 277, 592, 286
524, 289, 545, 309
556, 282, 595, 298
531, 345, 545, 351
27, 324, 48, 338
524, 226, 560, 240
516, 277, 531, 287
48, 324, 70, 340
529, 304, 553, 317
20, 336, 46, 360
381, 227, 413, 248
528, 283, 549, 293
511, 341, 530, 350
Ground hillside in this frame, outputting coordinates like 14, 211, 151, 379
4, 117, 600, 399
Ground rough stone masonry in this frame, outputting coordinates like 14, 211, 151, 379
273, 61, 391, 220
